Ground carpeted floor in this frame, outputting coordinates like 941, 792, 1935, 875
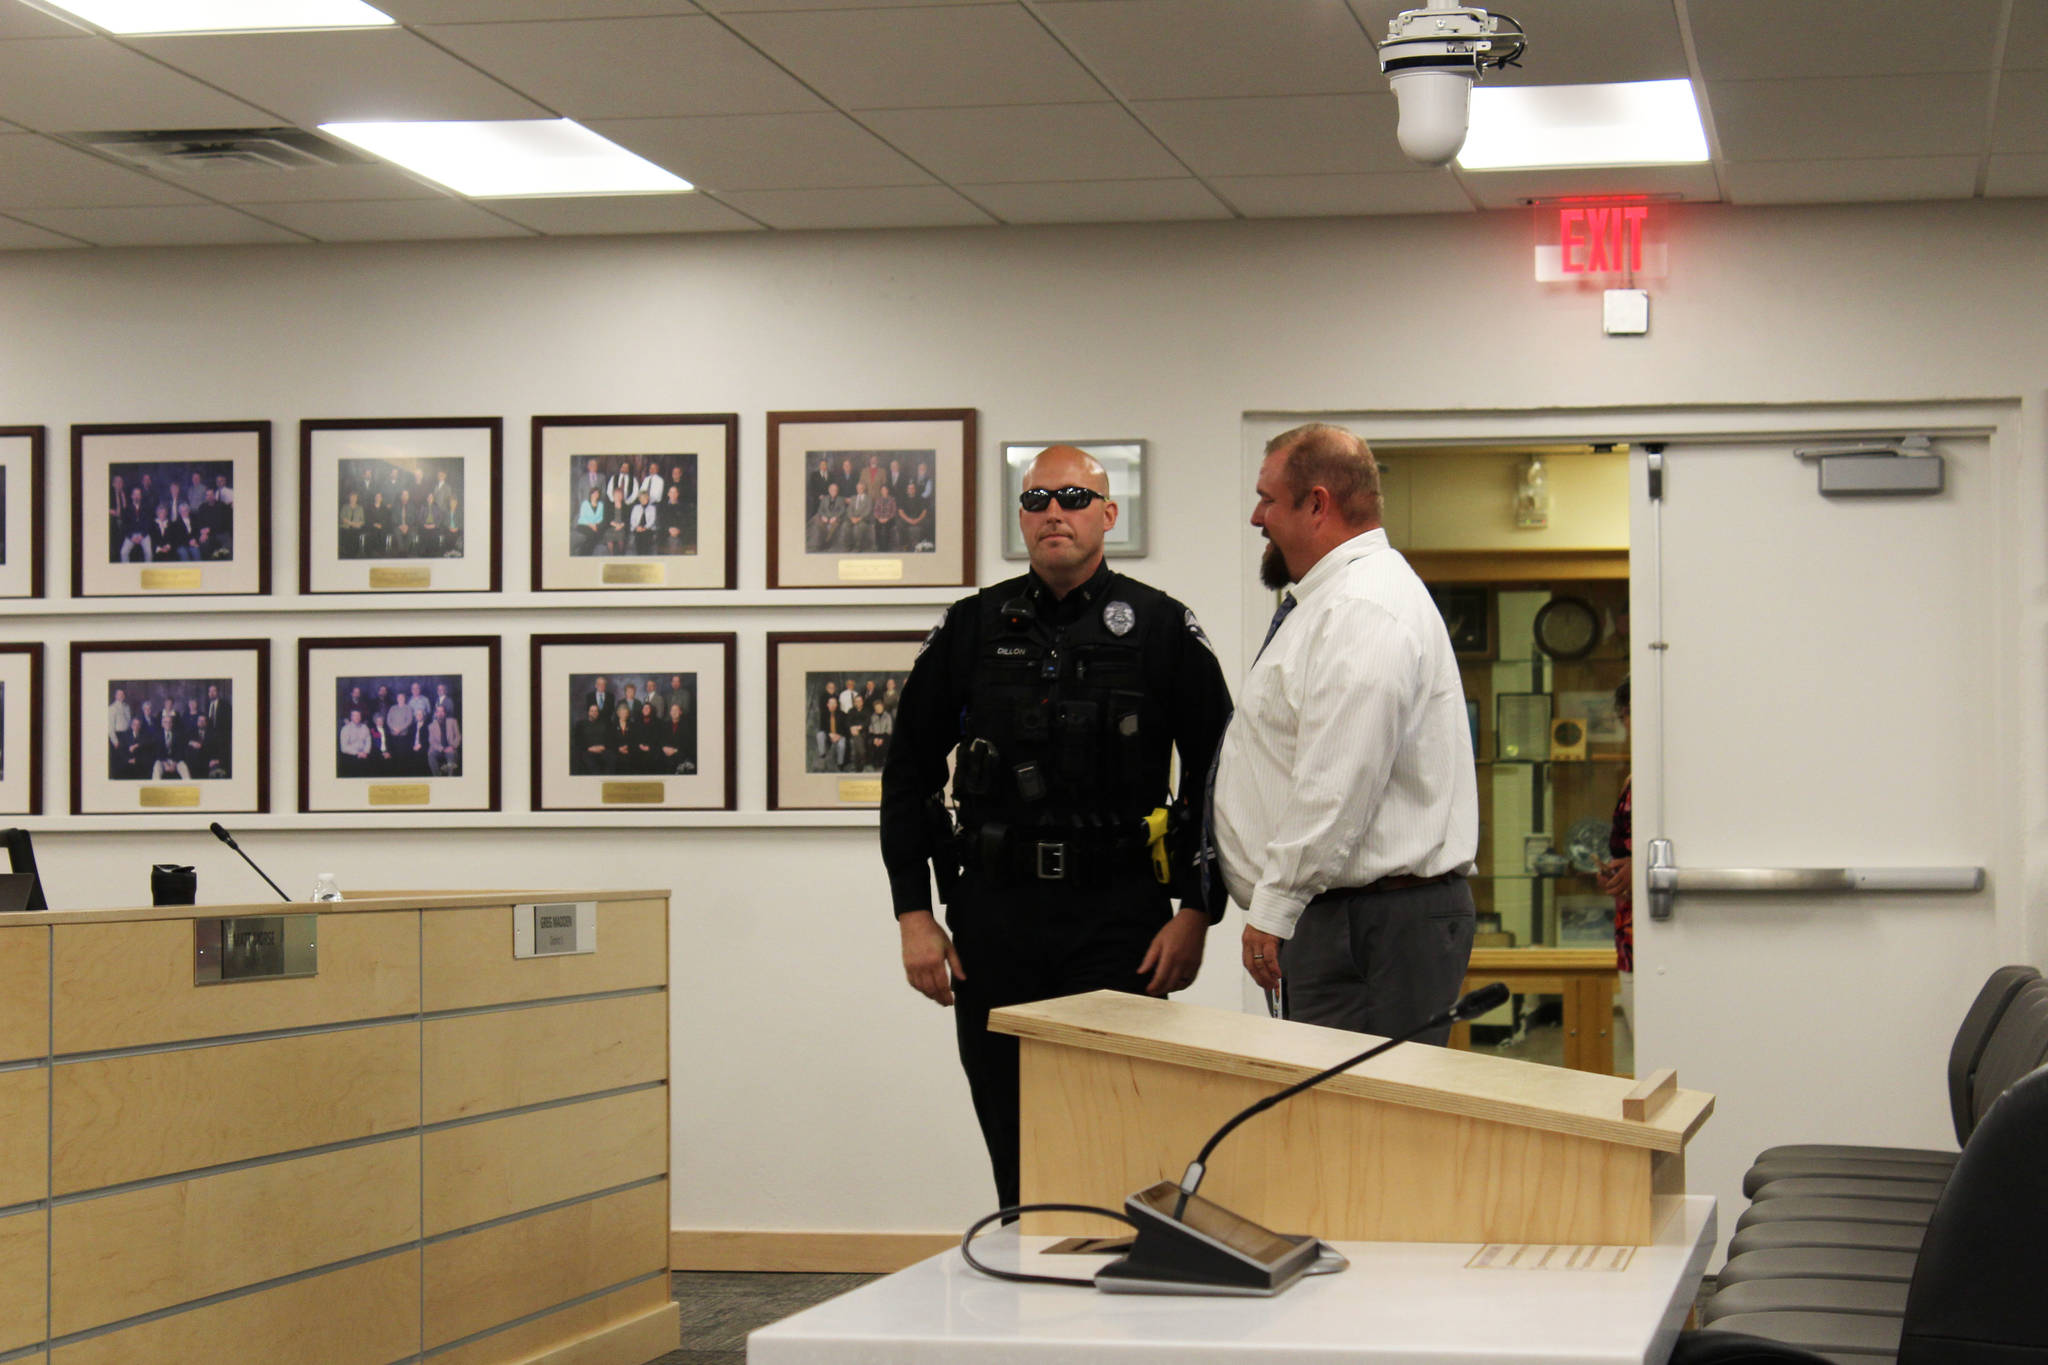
654, 1270, 882, 1365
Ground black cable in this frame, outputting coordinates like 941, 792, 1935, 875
958, 1203, 1136, 1288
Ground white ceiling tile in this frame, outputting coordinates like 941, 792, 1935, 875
861, 103, 1184, 183
961, 177, 1230, 224
711, 184, 993, 229
8, 203, 308, 246
1688, 0, 2003, 81
1707, 74, 1993, 161
1131, 94, 1410, 177
127, 29, 553, 126
703, 0, 1009, 9
0, 135, 204, 208
1403, 0, 1686, 87
1721, 156, 1981, 205
239, 197, 541, 242
1455, 163, 1723, 210
418, 16, 824, 119
1209, 170, 1473, 218
0, 2, 88, 37
484, 191, 761, 233
2007, 7, 2048, 69
1992, 70, 2048, 152
0, 211, 87, 247
590, 113, 934, 190
722, 5, 1106, 109
1985, 153, 2048, 196
0, 36, 276, 132
1037, 0, 1381, 100
154, 161, 449, 204
379, 0, 701, 18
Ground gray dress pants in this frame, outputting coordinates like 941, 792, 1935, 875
1279, 875, 1476, 1043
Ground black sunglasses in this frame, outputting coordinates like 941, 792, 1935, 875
1018, 486, 1105, 512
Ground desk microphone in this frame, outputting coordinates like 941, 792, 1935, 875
208, 822, 292, 903
1092, 981, 1512, 1296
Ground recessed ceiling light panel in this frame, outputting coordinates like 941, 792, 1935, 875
318, 119, 694, 198
39, 0, 395, 34
1458, 79, 1709, 171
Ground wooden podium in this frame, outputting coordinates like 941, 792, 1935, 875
0, 889, 676, 1365
992, 991, 1711, 1246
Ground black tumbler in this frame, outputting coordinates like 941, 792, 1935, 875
151, 863, 197, 905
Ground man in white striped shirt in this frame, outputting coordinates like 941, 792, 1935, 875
1213, 423, 1478, 1042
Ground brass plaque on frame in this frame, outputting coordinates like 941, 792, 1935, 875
139, 786, 200, 808
370, 567, 433, 590
602, 563, 665, 586
837, 777, 882, 803
602, 782, 664, 804
837, 559, 904, 582
368, 783, 431, 806
140, 568, 203, 590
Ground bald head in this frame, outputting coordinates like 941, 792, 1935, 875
1023, 444, 1109, 496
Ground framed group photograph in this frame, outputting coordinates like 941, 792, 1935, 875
71, 640, 269, 815
1430, 586, 1494, 660
767, 631, 924, 810
0, 426, 45, 599
0, 643, 42, 815
1001, 439, 1146, 560
72, 422, 270, 598
300, 418, 502, 594
299, 635, 500, 813
531, 633, 736, 811
531, 414, 737, 591
767, 408, 976, 589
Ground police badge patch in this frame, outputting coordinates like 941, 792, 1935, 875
1103, 599, 1136, 637
1184, 608, 1215, 654
918, 605, 948, 657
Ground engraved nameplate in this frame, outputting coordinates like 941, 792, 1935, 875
370, 567, 432, 589
837, 777, 882, 804
837, 558, 904, 582
139, 786, 200, 807
368, 783, 431, 806
602, 782, 664, 804
196, 915, 319, 985
141, 568, 203, 591
602, 563, 664, 586
513, 901, 597, 958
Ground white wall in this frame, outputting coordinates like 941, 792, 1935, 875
2, 198, 2045, 1236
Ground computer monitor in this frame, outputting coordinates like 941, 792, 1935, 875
1, 828, 47, 911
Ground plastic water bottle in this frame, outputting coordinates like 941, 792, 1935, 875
310, 872, 342, 902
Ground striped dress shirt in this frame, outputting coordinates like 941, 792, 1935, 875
1214, 528, 1478, 938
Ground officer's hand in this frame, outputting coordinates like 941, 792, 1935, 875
1138, 907, 1208, 995
1242, 926, 1284, 992
899, 910, 965, 1007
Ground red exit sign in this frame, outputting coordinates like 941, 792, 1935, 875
1534, 200, 1667, 283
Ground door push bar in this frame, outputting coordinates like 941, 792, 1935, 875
1645, 838, 1984, 921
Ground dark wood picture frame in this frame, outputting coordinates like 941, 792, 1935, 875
0, 425, 46, 600
530, 413, 739, 592
1430, 585, 1496, 661
529, 632, 739, 811
297, 634, 502, 814
766, 630, 926, 810
299, 417, 504, 595
71, 421, 272, 599
766, 408, 977, 590
0, 641, 43, 815
71, 638, 271, 815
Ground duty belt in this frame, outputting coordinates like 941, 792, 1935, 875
965, 817, 1148, 887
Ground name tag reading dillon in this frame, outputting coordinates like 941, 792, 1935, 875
513, 901, 597, 958
195, 915, 319, 985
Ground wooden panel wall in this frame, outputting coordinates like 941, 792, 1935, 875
0, 927, 47, 1063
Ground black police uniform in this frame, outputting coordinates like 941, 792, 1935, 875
880, 560, 1232, 1208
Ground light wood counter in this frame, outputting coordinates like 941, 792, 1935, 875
2, 889, 676, 1365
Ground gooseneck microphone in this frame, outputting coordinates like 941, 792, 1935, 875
209, 822, 292, 903
1174, 980, 1512, 1215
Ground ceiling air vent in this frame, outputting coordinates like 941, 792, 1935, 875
69, 128, 374, 175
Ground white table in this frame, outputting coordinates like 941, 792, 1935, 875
749, 1196, 1715, 1365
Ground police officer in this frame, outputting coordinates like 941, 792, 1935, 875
880, 444, 1232, 1209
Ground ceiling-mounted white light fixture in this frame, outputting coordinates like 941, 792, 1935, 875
36, 0, 394, 34
318, 119, 694, 198
1460, 79, 1709, 170
1377, 5, 1526, 166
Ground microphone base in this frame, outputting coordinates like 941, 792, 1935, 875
1092, 1180, 1326, 1297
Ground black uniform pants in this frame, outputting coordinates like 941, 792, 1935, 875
946, 868, 1171, 1210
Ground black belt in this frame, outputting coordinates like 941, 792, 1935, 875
964, 819, 1147, 885
1322, 870, 1462, 899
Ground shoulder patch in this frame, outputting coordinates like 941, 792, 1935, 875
1184, 607, 1215, 655
918, 604, 949, 658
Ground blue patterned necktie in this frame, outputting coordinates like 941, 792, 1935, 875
1255, 591, 1297, 662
